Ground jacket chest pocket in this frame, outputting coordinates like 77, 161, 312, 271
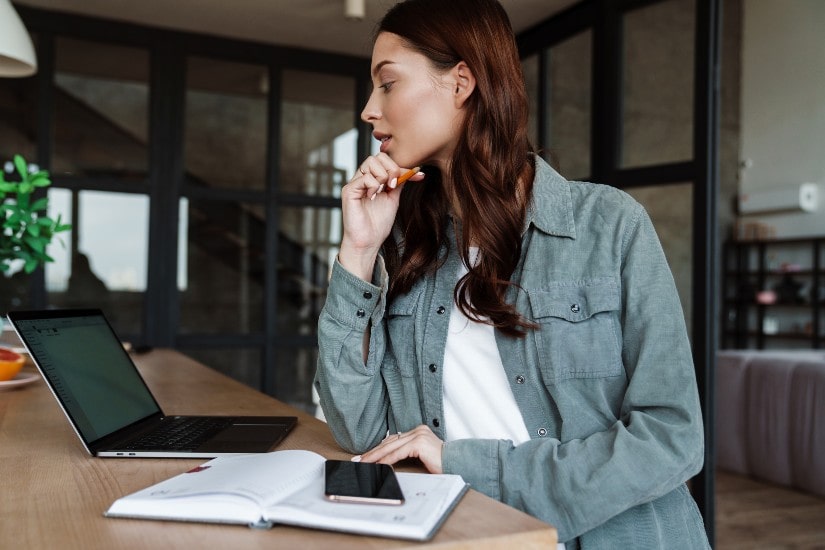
528, 279, 623, 382
385, 288, 423, 378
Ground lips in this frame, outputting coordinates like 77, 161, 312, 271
373, 132, 391, 153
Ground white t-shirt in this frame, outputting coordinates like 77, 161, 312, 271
442, 249, 531, 444
442, 249, 565, 550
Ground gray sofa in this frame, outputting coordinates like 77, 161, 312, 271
716, 350, 825, 498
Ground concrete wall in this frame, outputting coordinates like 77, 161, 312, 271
736, 0, 825, 238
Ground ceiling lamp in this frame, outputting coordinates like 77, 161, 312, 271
345, 0, 365, 20
0, 0, 37, 77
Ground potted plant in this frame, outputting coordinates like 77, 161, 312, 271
0, 154, 71, 275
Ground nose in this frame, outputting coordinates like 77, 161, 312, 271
361, 90, 380, 124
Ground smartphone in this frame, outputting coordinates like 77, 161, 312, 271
324, 460, 405, 505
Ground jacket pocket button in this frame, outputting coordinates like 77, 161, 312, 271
570, 304, 580, 314
356, 309, 366, 318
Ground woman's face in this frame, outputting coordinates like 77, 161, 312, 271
361, 32, 466, 171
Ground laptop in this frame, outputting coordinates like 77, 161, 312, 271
6, 309, 297, 458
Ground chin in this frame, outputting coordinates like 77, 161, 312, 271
397, 155, 433, 171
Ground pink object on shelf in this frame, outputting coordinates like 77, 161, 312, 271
756, 290, 777, 304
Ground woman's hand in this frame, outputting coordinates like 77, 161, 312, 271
355, 425, 444, 474
339, 153, 424, 281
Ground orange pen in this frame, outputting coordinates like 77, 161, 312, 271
370, 166, 421, 200
396, 166, 421, 185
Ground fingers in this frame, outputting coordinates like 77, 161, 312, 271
355, 425, 443, 474
346, 154, 423, 201
364, 439, 406, 465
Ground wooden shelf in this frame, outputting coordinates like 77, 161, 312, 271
724, 270, 816, 277
723, 330, 820, 341
722, 237, 824, 350
723, 299, 820, 308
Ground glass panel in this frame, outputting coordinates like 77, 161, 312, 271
0, 34, 38, 162
625, 183, 693, 337
277, 206, 339, 335
621, 0, 695, 168
0, 35, 41, 312
46, 190, 149, 335
179, 198, 265, 333
185, 57, 268, 191
276, 347, 318, 413
53, 38, 149, 181
544, 30, 592, 180
522, 54, 539, 149
183, 347, 262, 391
281, 70, 356, 195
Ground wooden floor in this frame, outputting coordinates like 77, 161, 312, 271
716, 470, 825, 549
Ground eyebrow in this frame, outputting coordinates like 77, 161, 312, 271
371, 60, 396, 77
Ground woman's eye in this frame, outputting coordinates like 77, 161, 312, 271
380, 82, 394, 92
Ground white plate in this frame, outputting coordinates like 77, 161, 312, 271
0, 372, 40, 391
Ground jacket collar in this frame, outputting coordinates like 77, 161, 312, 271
524, 156, 576, 239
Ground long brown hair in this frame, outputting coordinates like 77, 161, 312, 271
378, 0, 536, 337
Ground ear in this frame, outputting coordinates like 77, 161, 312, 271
451, 61, 476, 108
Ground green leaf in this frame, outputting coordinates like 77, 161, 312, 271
26, 224, 41, 237
13, 155, 27, 179
15, 192, 29, 209
30, 173, 51, 187
31, 197, 49, 212
23, 235, 46, 253
23, 257, 38, 274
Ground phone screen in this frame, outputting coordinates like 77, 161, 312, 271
324, 460, 405, 505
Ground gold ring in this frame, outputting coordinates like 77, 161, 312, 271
360, 166, 367, 175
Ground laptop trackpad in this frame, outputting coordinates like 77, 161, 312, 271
203, 424, 284, 452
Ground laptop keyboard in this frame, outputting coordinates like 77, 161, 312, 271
124, 417, 234, 451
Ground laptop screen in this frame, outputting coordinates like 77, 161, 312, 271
11, 312, 161, 443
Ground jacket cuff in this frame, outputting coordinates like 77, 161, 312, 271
442, 438, 501, 500
325, 257, 386, 331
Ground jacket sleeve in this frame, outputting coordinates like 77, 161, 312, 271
314, 258, 392, 453
441, 203, 705, 542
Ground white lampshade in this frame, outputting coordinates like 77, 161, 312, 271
345, 0, 365, 20
0, 0, 37, 77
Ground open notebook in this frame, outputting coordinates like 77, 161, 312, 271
7, 308, 296, 458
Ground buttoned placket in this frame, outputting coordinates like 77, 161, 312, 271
493, 226, 558, 442
419, 247, 464, 439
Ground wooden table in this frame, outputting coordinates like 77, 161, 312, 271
0, 348, 557, 548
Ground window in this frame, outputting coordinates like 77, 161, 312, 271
620, 0, 695, 168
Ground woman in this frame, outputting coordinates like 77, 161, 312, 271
315, 0, 710, 547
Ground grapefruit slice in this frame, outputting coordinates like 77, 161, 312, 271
0, 347, 26, 381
